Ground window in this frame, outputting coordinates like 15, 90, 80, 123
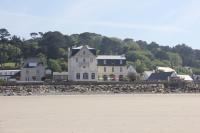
112, 67, 114, 72
104, 67, 106, 72
83, 66, 86, 69
83, 58, 86, 62
104, 60, 106, 65
120, 67, 123, 72
0, 72, 2, 75
76, 58, 78, 62
76, 73, 80, 79
91, 73, 95, 79
83, 73, 89, 79
120, 60, 123, 65
83, 51, 86, 55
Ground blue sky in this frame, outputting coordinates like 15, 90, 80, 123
0, 0, 200, 49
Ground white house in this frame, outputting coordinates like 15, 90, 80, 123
20, 58, 45, 81
68, 45, 97, 81
177, 75, 193, 81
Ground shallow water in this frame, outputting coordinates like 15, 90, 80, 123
0, 94, 200, 133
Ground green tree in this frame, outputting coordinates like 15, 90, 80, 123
167, 52, 182, 67
48, 59, 62, 72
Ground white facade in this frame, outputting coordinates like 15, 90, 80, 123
68, 46, 97, 81
20, 58, 45, 81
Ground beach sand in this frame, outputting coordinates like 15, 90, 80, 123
0, 94, 200, 133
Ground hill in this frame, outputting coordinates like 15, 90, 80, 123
0, 28, 200, 74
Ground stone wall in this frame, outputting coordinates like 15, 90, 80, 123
0, 82, 200, 96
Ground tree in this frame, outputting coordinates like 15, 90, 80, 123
0, 28, 10, 67
167, 52, 182, 67
48, 59, 62, 72
39, 31, 66, 59
30, 32, 38, 39
0, 28, 10, 41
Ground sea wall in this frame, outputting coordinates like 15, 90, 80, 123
0, 82, 200, 96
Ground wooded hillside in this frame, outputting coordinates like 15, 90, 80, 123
0, 28, 200, 74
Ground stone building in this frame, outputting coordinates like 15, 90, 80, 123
97, 55, 128, 81
68, 45, 97, 81
20, 58, 45, 81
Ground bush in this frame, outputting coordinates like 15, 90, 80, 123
0, 79, 5, 85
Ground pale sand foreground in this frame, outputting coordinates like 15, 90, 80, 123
0, 94, 200, 133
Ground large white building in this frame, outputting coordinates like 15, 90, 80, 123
68, 45, 97, 81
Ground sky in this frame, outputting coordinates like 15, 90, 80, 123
0, 0, 200, 49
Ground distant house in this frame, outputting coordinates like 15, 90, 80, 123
53, 72, 68, 81
148, 72, 177, 81
97, 55, 128, 81
0, 70, 20, 81
142, 71, 155, 80
177, 75, 193, 82
68, 45, 97, 81
20, 58, 45, 81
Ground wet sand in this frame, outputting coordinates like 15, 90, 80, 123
0, 94, 200, 133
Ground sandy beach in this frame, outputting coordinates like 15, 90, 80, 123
0, 94, 200, 133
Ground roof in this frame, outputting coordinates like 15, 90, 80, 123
143, 71, 154, 76
53, 72, 68, 76
177, 75, 193, 81
157, 67, 176, 72
0, 70, 21, 76
97, 55, 126, 60
70, 45, 96, 56
72, 45, 94, 50
0, 70, 20, 72
148, 72, 174, 81
23, 58, 44, 68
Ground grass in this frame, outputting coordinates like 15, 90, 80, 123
0, 62, 19, 69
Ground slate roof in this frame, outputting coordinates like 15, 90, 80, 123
71, 45, 96, 56
97, 55, 126, 60
148, 72, 174, 81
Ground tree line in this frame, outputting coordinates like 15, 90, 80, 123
0, 28, 200, 74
